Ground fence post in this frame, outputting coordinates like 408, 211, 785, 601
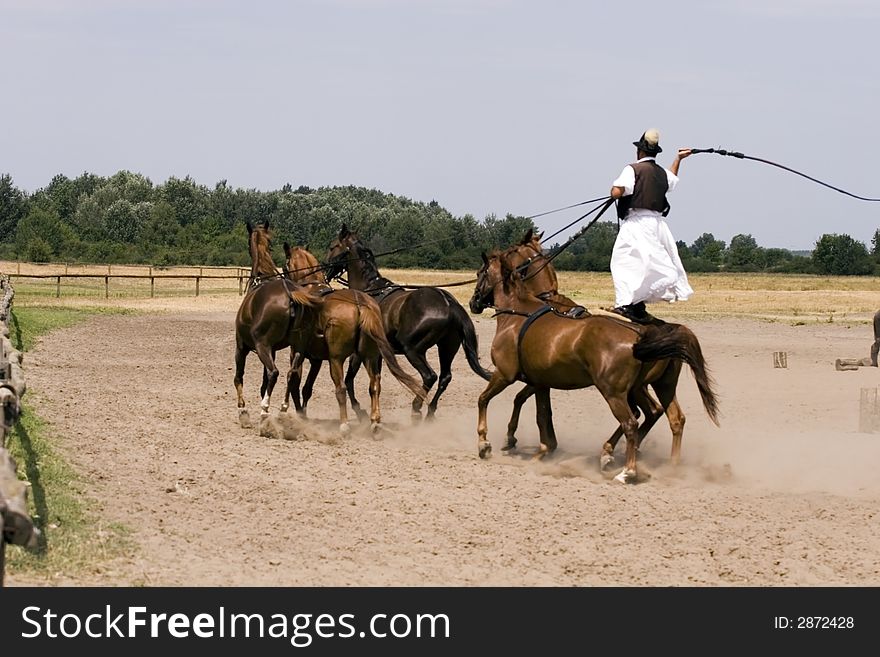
56, 276, 61, 298
104, 276, 109, 299
0, 274, 39, 587
150, 277, 155, 298
238, 276, 243, 296
860, 387, 880, 433
195, 277, 200, 297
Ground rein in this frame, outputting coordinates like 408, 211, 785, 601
246, 269, 286, 292
524, 195, 610, 220
329, 243, 479, 291
692, 148, 880, 202
519, 197, 616, 283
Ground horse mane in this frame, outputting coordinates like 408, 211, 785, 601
506, 239, 560, 293
287, 246, 328, 284
351, 240, 389, 287
249, 224, 281, 278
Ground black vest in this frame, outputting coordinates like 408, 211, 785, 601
616, 160, 670, 220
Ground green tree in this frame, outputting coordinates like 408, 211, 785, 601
725, 233, 762, 271
159, 176, 210, 226
690, 232, 725, 267
15, 207, 64, 260
812, 233, 874, 275
0, 174, 28, 248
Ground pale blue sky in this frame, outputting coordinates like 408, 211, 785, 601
2, 0, 878, 250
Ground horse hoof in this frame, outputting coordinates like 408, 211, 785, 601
371, 422, 381, 434
340, 422, 351, 436
478, 441, 492, 459
501, 438, 517, 452
280, 403, 289, 413
238, 409, 251, 428
355, 409, 368, 421
613, 468, 637, 484
600, 453, 616, 471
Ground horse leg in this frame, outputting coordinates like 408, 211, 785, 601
598, 391, 641, 483
344, 354, 368, 421
284, 351, 304, 415
633, 388, 665, 448
664, 397, 686, 466
648, 367, 686, 465
533, 387, 557, 459
328, 358, 351, 435
362, 356, 382, 433
505, 384, 536, 452
403, 346, 438, 423
234, 344, 250, 425
600, 393, 637, 470
425, 335, 460, 420
300, 358, 323, 418
600, 389, 654, 470
477, 372, 513, 459
255, 344, 279, 416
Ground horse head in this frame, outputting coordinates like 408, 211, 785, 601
470, 251, 509, 314
284, 243, 327, 285
504, 231, 558, 298
325, 224, 361, 280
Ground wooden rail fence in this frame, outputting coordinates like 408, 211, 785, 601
9, 272, 251, 298
0, 274, 39, 587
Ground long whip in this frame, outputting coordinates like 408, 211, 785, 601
691, 148, 880, 202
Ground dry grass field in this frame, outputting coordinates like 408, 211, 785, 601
4, 259, 878, 324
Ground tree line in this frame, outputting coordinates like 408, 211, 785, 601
1, 171, 878, 275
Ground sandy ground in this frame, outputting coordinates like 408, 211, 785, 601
6, 306, 880, 586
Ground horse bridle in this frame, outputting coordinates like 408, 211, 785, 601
470, 262, 496, 312
327, 239, 395, 295
510, 244, 557, 300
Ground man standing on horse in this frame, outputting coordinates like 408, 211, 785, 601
609, 129, 694, 324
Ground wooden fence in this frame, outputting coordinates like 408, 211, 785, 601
0, 274, 39, 587
0, 260, 251, 299
8, 272, 251, 298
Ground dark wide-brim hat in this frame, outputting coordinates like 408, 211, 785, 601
633, 128, 662, 154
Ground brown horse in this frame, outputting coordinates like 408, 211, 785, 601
326, 225, 492, 421
280, 242, 428, 433
280, 243, 329, 414
234, 221, 320, 424
469, 250, 719, 482
502, 230, 691, 470
872, 309, 880, 367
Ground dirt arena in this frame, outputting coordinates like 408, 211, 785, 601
7, 300, 880, 586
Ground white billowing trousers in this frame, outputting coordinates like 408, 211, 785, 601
610, 212, 693, 307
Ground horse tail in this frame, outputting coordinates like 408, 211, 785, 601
287, 286, 322, 308
357, 297, 428, 402
632, 324, 720, 426
447, 295, 492, 381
